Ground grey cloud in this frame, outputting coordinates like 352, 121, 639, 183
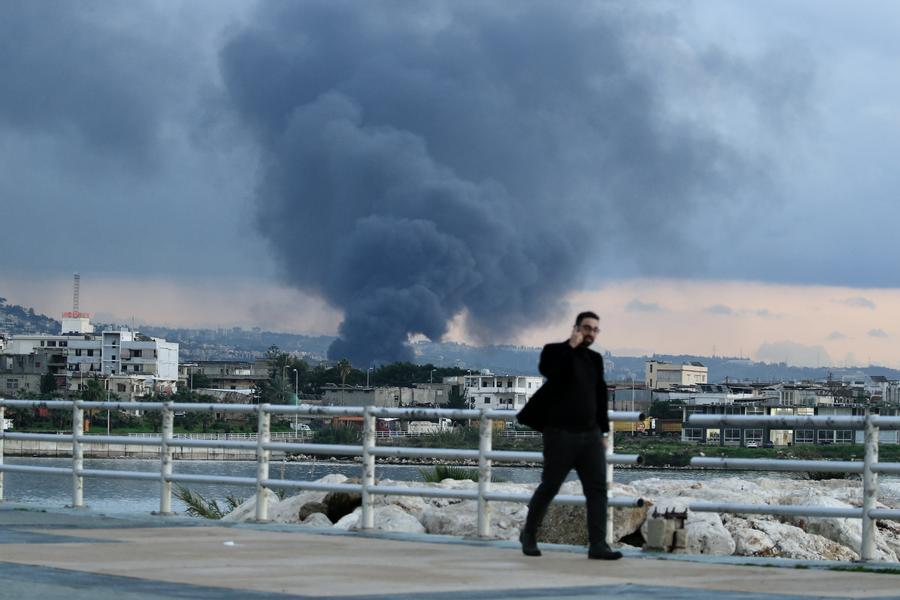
705, 304, 735, 316
626, 299, 664, 313
843, 297, 876, 310
868, 329, 889, 338
0, 1, 268, 280
827, 331, 848, 341
0, 3, 182, 165
222, 1, 800, 365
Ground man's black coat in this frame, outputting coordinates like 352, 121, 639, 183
517, 341, 610, 432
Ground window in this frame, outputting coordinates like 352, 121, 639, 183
745, 429, 763, 442
6, 379, 18, 390
117, 384, 126, 392
508, 380, 513, 387
795, 430, 814, 444
59, 341, 67, 347
75, 349, 82, 356
724, 429, 741, 442
47, 341, 56, 347
484, 398, 491, 404
836, 430, 853, 444
683, 428, 702, 441
87, 350, 94, 357
818, 430, 834, 443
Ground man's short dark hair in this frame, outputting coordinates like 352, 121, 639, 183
575, 311, 600, 326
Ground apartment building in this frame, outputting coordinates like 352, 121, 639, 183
0, 323, 178, 400
462, 372, 544, 411
645, 360, 708, 389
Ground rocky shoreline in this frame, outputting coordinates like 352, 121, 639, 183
222, 474, 900, 562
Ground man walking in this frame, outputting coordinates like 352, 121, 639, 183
518, 311, 622, 560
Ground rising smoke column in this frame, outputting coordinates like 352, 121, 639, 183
220, 1, 807, 366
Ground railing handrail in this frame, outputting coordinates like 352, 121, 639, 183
0, 399, 644, 545
686, 412, 888, 561
687, 414, 900, 429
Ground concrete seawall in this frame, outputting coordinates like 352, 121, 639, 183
1, 440, 262, 460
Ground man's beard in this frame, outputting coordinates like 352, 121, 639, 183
580, 337, 594, 347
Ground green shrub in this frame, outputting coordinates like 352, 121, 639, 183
313, 424, 360, 445
419, 465, 481, 482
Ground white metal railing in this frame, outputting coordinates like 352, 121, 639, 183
0, 399, 644, 541
686, 413, 900, 561
125, 431, 312, 441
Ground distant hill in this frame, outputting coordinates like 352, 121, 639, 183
0, 297, 60, 335
5, 296, 899, 383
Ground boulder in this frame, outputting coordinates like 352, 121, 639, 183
220, 488, 280, 523
640, 498, 735, 556
299, 512, 333, 528
724, 515, 857, 561
322, 488, 362, 523
335, 506, 426, 534
265, 474, 349, 523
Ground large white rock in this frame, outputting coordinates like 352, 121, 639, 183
724, 515, 858, 561
266, 474, 350, 523
299, 512, 333, 528
220, 488, 280, 523
640, 498, 735, 555
334, 505, 426, 534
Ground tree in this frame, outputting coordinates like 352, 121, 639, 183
338, 359, 352, 386
40, 372, 57, 395
254, 346, 310, 404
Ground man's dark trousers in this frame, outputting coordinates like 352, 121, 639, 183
524, 426, 608, 545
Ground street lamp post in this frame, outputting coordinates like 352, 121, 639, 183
367, 367, 373, 388
630, 376, 635, 434
292, 367, 299, 433
430, 369, 437, 384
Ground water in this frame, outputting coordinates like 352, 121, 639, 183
1, 456, 816, 515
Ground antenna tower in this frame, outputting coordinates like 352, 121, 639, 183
73, 273, 80, 312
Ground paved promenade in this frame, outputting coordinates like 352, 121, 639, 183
2, 504, 900, 599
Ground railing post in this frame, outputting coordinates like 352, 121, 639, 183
477, 408, 492, 538
72, 401, 84, 508
254, 404, 271, 522
157, 402, 174, 515
860, 413, 879, 561
361, 405, 376, 530
606, 429, 614, 545
0, 404, 5, 502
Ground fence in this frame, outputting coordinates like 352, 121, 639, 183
0, 399, 644, 542
686, 413, 900, 561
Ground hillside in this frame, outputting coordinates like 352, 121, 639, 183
0, 297, 60, 335
4, 296, 900, 383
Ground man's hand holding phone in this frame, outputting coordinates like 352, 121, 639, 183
568, 325, 583, 348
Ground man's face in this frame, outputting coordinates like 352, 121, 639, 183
576, 317, 601, 347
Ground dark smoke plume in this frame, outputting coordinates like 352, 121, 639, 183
221, 1, 807, 366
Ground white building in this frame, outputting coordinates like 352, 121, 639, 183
645, 360, 708, 390
462, 372, 544, 411
1, 317, 178, 400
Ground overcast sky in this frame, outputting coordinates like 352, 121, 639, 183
2, 1, 900, 367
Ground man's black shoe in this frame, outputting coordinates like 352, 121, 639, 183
519, 530, 541, 557
588, 544, 623, 560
